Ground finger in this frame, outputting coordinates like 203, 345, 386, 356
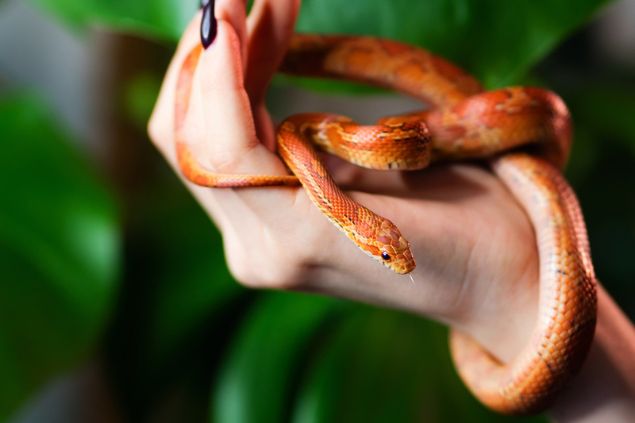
245, 0, 301, 103
190, 18, 289, 176
213, 0, 249, 64
149, 0, 249, 152
244, 0, 301, 149
148, 14, 203, 152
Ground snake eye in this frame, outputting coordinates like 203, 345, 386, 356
381, 251, 391, 261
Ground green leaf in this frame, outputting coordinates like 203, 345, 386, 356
103, 171, 246, 420
567, 82, 635, 156
0, 94, 120, 418
31, 0, 612, 88
558, 78, 635, 315
296, 0, 613, 88
29, 0, 196, 41
211, 293, 348, 423
134, 186, 245, 371
292, 309, 547, 423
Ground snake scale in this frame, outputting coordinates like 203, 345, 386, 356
174, 30, 597, 415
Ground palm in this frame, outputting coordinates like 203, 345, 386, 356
150, 2, 538, 363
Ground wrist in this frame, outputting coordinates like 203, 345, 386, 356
548, 284, 635, 422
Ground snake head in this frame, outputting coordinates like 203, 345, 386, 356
346, 209, 416, 275
373, 220, 416, 275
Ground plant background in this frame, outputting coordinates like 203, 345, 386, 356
1, 0, 634, 422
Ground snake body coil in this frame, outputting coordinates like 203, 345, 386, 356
174, 35, 597, 414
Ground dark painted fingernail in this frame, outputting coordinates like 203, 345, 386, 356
201, 0, 217, 49
200, 0, 210, 9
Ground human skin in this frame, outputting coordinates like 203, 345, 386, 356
148, 0, 635, 420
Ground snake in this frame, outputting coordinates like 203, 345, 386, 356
173, 32, 597, 415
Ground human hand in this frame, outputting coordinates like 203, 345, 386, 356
148, 0, 539, 363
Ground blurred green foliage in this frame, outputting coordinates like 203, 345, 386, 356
563, 79, 635, 315
1, 0, 632, 422
0, 95, 119, 419
31, 0, 611, 88
30, 0, 197, 41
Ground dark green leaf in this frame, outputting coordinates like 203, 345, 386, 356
0, 94, 120, 418
292, 309, 547, 423
211, 293, 348, 423
568, 82, 635, 156
134, 188, 244, 369
295, 0, 613, 88
29, 0, 196, 41
103, 167, 246, 420
30, 0, 612, 88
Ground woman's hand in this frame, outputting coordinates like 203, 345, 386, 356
148, 0, 539, 363
149, 1, 635, 420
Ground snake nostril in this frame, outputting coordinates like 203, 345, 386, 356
381, 251, 391, 261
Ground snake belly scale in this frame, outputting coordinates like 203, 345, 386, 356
173, 35, 597, 415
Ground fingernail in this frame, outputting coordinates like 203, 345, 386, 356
201, 0, 217, 49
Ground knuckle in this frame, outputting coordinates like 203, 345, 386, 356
224, 236, 306, 290
255, 239, 307, 290
147, 111, 167, 147
254, 262, 305, 291
223, 238, 256, 284
225, 247, 259, 288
